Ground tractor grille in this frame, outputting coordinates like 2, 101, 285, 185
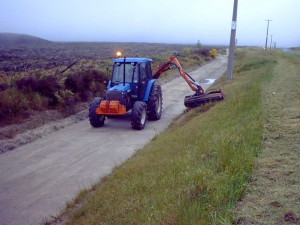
106, 91, 127, 106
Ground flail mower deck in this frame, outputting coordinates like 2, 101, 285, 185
184, 89, 224, 108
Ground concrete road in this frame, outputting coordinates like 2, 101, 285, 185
0, 55, 227, 225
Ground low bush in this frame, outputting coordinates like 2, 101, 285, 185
1, 70, 107, 124
16, 76, 61, 106
200, 48, 210, 57
0, 83, 9, 92
0, 88, 30, 123
209, 49, 218, 58
65, 70, 106, 101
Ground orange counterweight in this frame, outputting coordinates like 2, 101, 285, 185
96, 100, 126, 115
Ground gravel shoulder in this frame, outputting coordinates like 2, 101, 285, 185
0, 104, 88, 154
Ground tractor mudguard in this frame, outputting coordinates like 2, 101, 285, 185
143, 79, 157, 102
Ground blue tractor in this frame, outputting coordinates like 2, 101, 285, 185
89, 56, 162, 130
89, 55, 224, 130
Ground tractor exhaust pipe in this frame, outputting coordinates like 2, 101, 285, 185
123, 57, 126, 86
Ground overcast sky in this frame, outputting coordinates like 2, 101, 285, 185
0, 0, 299, 47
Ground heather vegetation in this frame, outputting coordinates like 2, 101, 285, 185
0, 70, 107, 124
0, 38, 223, 125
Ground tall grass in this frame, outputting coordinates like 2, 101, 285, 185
64, 49, 277, 225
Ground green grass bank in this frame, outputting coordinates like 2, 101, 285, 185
58, 48, 280, 225
234, 50, 300, 224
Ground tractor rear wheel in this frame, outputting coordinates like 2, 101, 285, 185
147, 85, 162, 120
89, 97, 105, 127
131, 101, 147, 130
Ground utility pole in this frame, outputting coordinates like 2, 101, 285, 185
265, 19, 272, 50
270, 34, 273, 49
227, 0, 238, 80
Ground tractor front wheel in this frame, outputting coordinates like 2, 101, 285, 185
131, 101, 147, 130
89, 97, 105, 127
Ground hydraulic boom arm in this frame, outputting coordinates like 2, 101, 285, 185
153, 56, 224, 107
153, 56, 204, 94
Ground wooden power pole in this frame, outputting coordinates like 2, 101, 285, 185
227, 0, 238, 80
265, 19, 272, 50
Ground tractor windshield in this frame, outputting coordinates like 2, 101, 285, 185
112, 63, 138, 84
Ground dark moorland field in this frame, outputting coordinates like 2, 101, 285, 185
0, 33, 224, 82
0, 40, 195, 82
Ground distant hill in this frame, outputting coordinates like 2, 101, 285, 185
0, 33, 52, 45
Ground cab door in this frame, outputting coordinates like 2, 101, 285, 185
138, 62, 152, 100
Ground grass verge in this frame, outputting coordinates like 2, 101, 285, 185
234, 51, 300, 224
57, 48, 277, 225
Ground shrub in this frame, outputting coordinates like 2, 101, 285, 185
65, 70, 106, 101
0, 88, 30, 123
64, 75, 78, 93
15, 75, 61, 106
209, 49, 218, 58
183, 48, 191, 56
16, 77, 37, 93
34, 76, 61, 106
200, 48, 210, 57
0, 83, 9, 92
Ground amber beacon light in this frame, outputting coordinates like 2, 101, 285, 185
116, 51, 122, 58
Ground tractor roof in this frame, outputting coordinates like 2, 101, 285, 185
114, 57, 152, 63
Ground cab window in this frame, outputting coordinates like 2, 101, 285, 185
140, 62, 147, 81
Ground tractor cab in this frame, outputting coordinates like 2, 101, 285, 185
107, 57, 153, 104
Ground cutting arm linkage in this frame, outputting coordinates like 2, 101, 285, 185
152, 56, 224, 108
153, 56, 204, 95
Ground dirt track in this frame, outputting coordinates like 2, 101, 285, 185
0, 55, 227, 225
